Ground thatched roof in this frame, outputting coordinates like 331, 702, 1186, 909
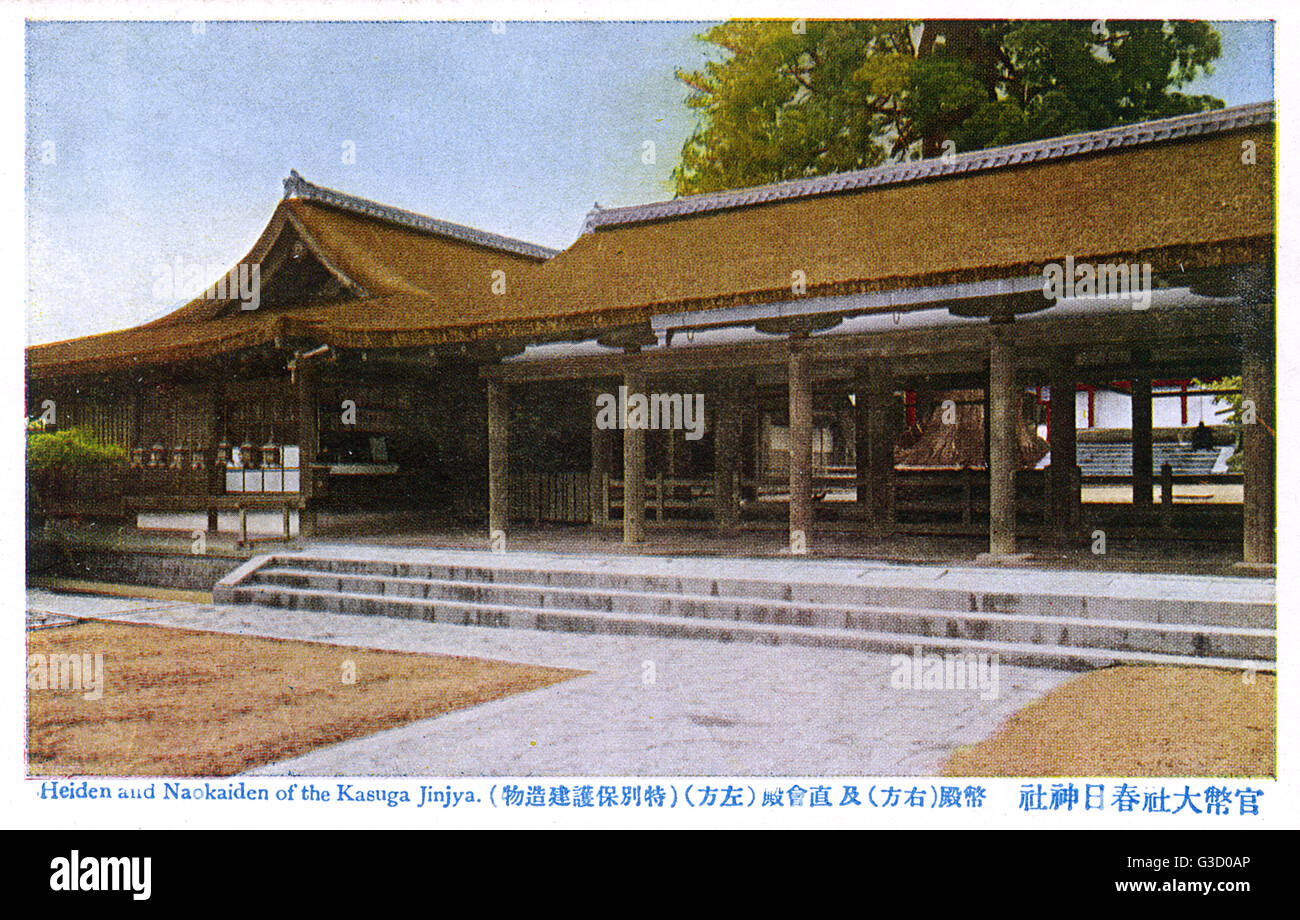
895, 389, 1048, 469
26, 194, 554, 378
27, 102, 1275, 380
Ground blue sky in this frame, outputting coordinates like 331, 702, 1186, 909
25, 19, 1274, 345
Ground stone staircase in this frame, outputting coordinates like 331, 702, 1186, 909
214, 553, 1276, 672
1075, 441, 1226, 476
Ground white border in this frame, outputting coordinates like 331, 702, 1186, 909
3, 2, 1292, 831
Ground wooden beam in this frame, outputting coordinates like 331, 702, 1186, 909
486, 303, 1247, 383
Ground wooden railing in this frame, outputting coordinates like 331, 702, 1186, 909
28, 455, 292, 527
890, 467, 1048, 527
512, 472, 757, 526
1081, 472, 1243, 485
509, 471, 592, 524
128, 467, 220, 496
594, 468, 1049, 529
602, 473, 759, 524
27, 466, 130, 516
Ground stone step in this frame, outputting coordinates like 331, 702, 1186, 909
251, 566, 1274, 659
232, 578, 1274, 664
226, 583, 1275, 673
247, 557, 1273, 629
213, 554, 1276, 671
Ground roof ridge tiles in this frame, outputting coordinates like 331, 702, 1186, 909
581, 100, 1275, 233
282, 170, 558, 261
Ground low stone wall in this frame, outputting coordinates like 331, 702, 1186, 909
27, 540, 244, 592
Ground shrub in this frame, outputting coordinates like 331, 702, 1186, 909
26, 425, 126, 471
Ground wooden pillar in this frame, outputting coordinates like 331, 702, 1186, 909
1048, 349, 1078, 537
854, 361, 894, 527
487, 377, 509, 539
200, 378, 222, 532
853, 369, 870, 515
788, 338, 814, 552
1160, 462, 1174, 530
982, 385, 992, 470
623, 363, 646, 544
590, 382, 609, 527
988, 325, 1017, 557
1128, 348, 1159, 514
1242, 344, 1275, 565
713, 383, 741, 531
208, 380, 224, 497
295, 365, 318, 538
1133, 369, 1154, 509
131, 380, 144, 449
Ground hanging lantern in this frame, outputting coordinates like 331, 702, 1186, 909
216, 439, 232, 467
240, 439, 256, 468
130, 447, 145, 469
170, 443, 186, 469
190, 444, 207, 469
261, 438, 280, 468
149, 442, 165, 467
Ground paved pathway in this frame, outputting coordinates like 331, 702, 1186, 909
27, 588, 1074, 776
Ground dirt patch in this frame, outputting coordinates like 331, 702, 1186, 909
28, 621, 584, 776
943, 665, 1275, 777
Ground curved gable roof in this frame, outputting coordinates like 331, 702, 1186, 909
28, 184, 552, 377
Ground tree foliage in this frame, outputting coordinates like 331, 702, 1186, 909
1191, 375, 1244, 471
27, 424, 126, 470
673, 19, 1223, 195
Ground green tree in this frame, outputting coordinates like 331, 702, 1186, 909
26, 422, 126, 471
1191, 376, 1244, 472
674, 19, 1223, 195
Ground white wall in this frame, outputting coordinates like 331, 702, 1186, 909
137, 510, 299, 536
1073, 388, 1233, 430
